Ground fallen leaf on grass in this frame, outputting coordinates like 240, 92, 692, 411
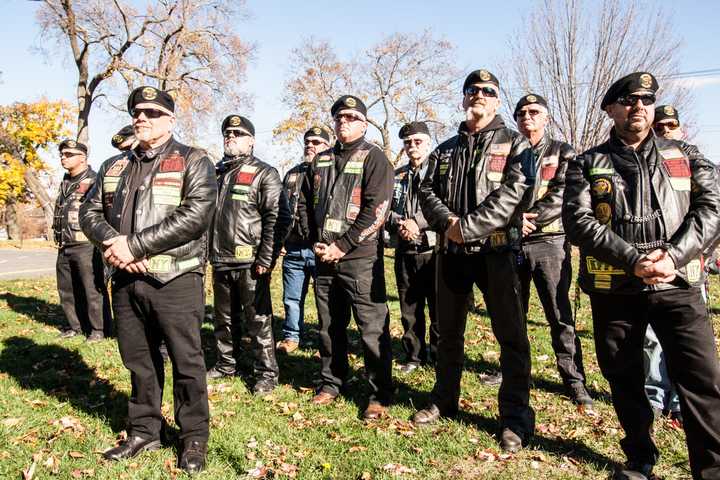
359, 472, 372, 480
68, 451, 84, 458
349, 446, 367, 453
44, 455, 60, 474
382, 463, 416, 476
1, 417, 23, 427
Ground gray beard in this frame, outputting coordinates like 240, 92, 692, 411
224, 144, 245, 157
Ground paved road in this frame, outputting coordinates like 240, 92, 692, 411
0, 248, 57, 280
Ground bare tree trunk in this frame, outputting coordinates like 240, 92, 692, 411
4, 199, 21, 240
23, 169, 54, 240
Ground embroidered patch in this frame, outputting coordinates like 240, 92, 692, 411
231, 193, 249, 202
104, 177, 120, 193
663, 158, 691, 177
540, 156, 558, 180
489, 230, 507, 248
77, 179, 93, 194
687, 258, 702, 283
592, 178, 612, 196
324, 218, 343, 233
489, 143, 511, 156
586, 256, 625, 275
234, 245, 254, 261
152, 184, 181, 206
148, 255, 172, 273
106, 159, 129, 177
177, 257, 200, 270
487, 155, 506, 182
159, 153, 185, 172
236, 171, 256, 185
589, 167, 614, 176
75, 232, 87, 242
343, 161, 364, 175
595, 203, 612, 224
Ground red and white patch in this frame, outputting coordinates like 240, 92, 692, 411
159, 153, 185, 172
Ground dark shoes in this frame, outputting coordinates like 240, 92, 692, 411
499, 428, 524, 452
363, 402, 388, 420
252, 379, 277, 396
87, 331, 105, 342
612, 462, 653, 480
480, 371, 503, 386
311, 391, 338, 405
396, 362, 420, 374
567, 382, 594, 407
102, 435, 161, 461
178, 440, 207, 474
206, 367, 234, 380
59, 329, 79, 339
412, 404, 442, 426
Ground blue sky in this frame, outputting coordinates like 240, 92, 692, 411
2, 0, 719, 174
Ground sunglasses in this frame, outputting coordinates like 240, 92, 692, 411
616, 94, 656, 107
654, 122, 679, 132
403, 139, 424, 147
224, 130, 251, 139
334, 113, 363, 123
464, 85, 498, 98
517, 109, 543, 118
131, 108, 168, 119
305, 139, 325, 146
60, 151, 82, 158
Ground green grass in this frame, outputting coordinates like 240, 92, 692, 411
0, 251, 711, 479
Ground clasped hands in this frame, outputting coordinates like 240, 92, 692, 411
103, 235, 148, 273
633, 248, 676, 285
314, 242, 345, 263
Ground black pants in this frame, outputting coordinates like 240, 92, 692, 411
112, 272, 209, 442
56, 244, 111, 335
432, 251, 534, 437
394, 250, 438, 364
212, 268, 278, 382
315, 254, 393, 404
589, 288, 720, 479
518, 237, 585, 386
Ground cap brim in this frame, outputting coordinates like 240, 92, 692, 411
132, 102, 174, 116
224, 126, 253, 136
334, 109, 366, 120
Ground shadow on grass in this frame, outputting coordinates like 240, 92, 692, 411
0, 292, 65, 329
0, 335, 129, 432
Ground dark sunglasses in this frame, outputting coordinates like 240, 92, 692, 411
616, 94, 656, 107
60, 151, 82, 158
305, 139, 325, 146
224, 130, 251, 139
654, 122, 679, 132
403, 139, 424, 147
464, 85, 498, 98
517, 109, 543, 118
131, 108, 168, 119
333, 112, 363, 123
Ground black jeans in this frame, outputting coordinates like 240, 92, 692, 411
112, 272, 209, 442
315, 254, 393, 405
394, 250, 437, 364
589, 288, 720, 479
212, 268, 278, 382
518, 237, 585, 386
432, 251, 534, 437
56, 244, 111, 335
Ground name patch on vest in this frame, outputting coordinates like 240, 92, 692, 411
343, 161, 364, 175
234, 245, 254, 261
661, 151, 691, 191
324, 218, 343, 233
148, 255, 172, 273
236, 164, 258, 185
159, 154, 185, 172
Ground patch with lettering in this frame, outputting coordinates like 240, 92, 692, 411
487, 155, 506, 182
586, 256, 624, 275
540, 155, 558, 180
346, 186, 362, 221
159, 153, 185, 172
152, 184, 182, 206
663, 157, 691, 191
489, 230, 507, 248
148, 255, 172, 273
234, 245, 254, 261
236, 164, 258, 185
106, 159, 129, 177
324, 218, 343, 233
489, 143, 511, 156
686, 258, 702, 283
316, 156, 333, 168
104, 177, 120, 193
343, 160, 364, 175
177, 257, 200, 270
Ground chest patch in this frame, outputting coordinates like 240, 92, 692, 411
159, 153, 185, 172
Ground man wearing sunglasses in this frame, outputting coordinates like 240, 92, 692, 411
653, 105, 683, 141
386, 121, 438, 374
563, 72, 720, 480
512, 94, 593, 408
207, 114, 290, 396
298, 95, 394, 420
81, 86, 216, 474
276, 126, 331, 354
53, 139, 111, 341
413, 69, 535, 453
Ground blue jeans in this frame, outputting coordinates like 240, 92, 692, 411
281, 246, 316, 342
643, 324, 680, 413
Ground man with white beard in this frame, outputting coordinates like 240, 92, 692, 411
206, 114, 291, 397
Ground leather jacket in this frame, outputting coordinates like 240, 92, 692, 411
419, 116, 533, 254
386, 160, 436, 253
53, 167, 97, 248
517, 135, 575, 243
80, 137, 217, 284
210, 153, 291, 268
282, 161, 311, 246
563, 130, 720, 294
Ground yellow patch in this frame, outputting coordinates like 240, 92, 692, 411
229, 116, 241, 126
142, 87, 157, 100
639, 73, 653, 89
595, 203, 612, 224
686, 259, 701, 283
344, 97, 357, 108
479, 70, 491, 81
489, 230, 507, 248
313, 127, 322, 135
234, 245, 254, 261
586, 256, 625, 275
324, 218, 343, 233
526, 94, 537, 103
112, 134, 124, 144
592, 178, 612, 196
148, 255, 172, 273
663, 105, 675, 116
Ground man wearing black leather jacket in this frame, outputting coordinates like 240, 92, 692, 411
563, 72, 720, 480
512, 94, 592, 407
53, 139, 110, 341
386, 121, 438, 374
207, 114, 291, 396
298, 95, 394, 420
80, 86, 216, 474
412, 70, 534, 453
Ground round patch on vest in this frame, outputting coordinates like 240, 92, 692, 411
595, 203, 612, 224
591, 178, 612, 196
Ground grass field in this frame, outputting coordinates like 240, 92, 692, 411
0, 251, 714, 479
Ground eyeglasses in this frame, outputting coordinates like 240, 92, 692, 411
333, 113, 363, 123
305, 139, 325, 146
131, 108, 168, 119
223, 130, 251, 139
403, 139, 424, 147
464, 85, 498, 98
60, 151, 81, 158
517, 109, 543, 118
654, 122, 679, 132
616, 94, 656, 107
